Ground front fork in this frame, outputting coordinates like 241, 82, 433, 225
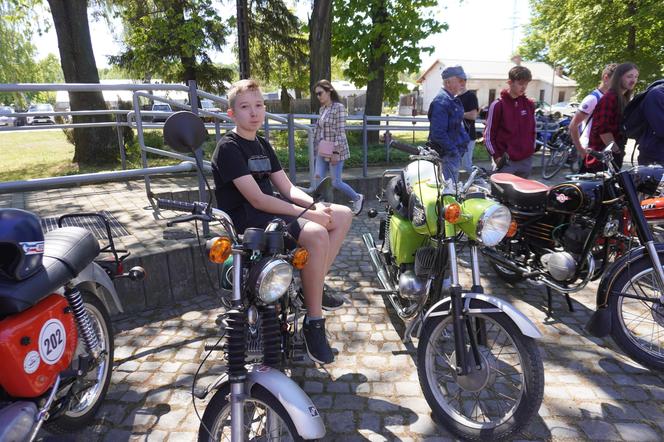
229, 249, 246, 442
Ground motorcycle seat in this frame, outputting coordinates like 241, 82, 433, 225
490, 173, 550, 212
0, 227, 100, 317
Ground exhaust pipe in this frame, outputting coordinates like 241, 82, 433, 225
362, 233, 395, 292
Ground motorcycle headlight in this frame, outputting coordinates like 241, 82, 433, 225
476, 204, 511, 246
252, 258, 293, 303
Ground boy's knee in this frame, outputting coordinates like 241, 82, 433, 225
300, 223, 329, 248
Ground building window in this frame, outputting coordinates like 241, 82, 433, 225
539, 89, 545, 102
558, 91, 565, 103
488, 89, 496, 103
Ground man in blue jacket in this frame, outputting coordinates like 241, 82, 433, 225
427, 65, 470, 181
637, 84, 664, 165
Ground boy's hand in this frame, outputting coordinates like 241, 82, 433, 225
316, 202, 333, 214
304, 207, 332, 227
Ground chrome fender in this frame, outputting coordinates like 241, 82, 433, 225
247, 366, 325, 440
71, 262, 123, 314
422, 292, 542, 339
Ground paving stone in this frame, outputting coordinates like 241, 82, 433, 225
578, 419, 621, 440
615, 422, 661, 441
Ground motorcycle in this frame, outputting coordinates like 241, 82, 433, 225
480, 144, 664, 370
156, 111, 327, 442
363, 140, 545, 440
0, 210, 144, 441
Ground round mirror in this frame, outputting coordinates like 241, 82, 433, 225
163, 111, 208, 153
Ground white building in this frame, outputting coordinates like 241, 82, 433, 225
416, 56, 577, 112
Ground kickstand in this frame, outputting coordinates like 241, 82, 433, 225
546, 286, 574, 318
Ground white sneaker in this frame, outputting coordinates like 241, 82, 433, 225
352, 194, 364, 216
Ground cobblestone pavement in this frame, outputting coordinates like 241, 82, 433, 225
54, 200, 664, 442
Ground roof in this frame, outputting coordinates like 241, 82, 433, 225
418, 59, 577, 87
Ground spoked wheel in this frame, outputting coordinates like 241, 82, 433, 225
46, 292, 114, 433
609, 255, 664, 370
541, 144, 569, 179
198, 383, 303, 442
417, 306, 544, 441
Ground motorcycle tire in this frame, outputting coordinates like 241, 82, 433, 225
490, 262, 525, 283
45, 291, 114, 433
198, 383, 304, 442
608, 254, 664, 370
417, 306, 544, 441
542, 145, 569, 179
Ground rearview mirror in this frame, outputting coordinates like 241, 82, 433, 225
163, 111, 208, 153
312, 177, 332, 201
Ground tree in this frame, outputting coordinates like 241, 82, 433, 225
520, 0, 664, 97
248, 0, 308, 112
48, 0, 119, 165
333, 0, 444, 142
309, 0, 333, 113
110, 0, 233, 94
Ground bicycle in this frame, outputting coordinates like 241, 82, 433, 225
540, 126, 580, 179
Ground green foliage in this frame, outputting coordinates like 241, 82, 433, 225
520, 0, 664, 96
332, 0, 445, 104
110, 0, 234, 93
98, 65, 132, 79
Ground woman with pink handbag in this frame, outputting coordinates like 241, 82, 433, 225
313, 80, 364, 215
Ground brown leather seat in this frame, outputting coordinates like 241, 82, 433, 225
490, 173, 550, 212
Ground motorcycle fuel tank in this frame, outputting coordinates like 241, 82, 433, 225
546, 181, 602, 214
389, 214, 427, 265
0, 294, 77, 398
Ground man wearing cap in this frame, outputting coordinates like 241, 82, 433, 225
427, 65, 470, 181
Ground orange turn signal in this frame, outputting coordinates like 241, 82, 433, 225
292, 248, 309, 270
444, 203, 462, 223
207, 236, 232, 263
506, 220, 518, 238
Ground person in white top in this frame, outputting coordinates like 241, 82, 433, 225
569, 63, 617, 156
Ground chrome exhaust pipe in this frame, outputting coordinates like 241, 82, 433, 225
362, 233, 395, 292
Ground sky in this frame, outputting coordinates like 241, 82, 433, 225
34, 0, 531, 73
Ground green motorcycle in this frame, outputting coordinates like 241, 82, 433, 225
364, 141, 545, 440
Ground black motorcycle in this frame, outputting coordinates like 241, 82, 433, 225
480, 144, 664, 370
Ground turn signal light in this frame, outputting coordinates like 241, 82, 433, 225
506, 220, 518, 238
444, 203, 462, 223
207, 236, 232, 263
292, 248, 309, 270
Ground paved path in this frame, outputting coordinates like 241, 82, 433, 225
51, 198, 664, 442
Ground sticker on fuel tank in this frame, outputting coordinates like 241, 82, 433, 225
38, 319, 66, 365
24, 350, 40, 374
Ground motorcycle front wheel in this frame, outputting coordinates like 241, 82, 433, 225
608, 255, 664, 370
198, 383, 303, 442
46, 291, 114, 433
417, 307, 544, 441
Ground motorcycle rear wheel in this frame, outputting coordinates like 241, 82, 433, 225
46, 291, 114, 433
608, 255, 664, 370
198, 383, 303, 442
417, 307, 544, 440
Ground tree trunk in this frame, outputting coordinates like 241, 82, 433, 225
364, 0, 388, 144
48, 0, 118, 166
237, 0, 251, 79
280, 86, 291, 113
309, 0, 332, 113
627, 0, 637, 57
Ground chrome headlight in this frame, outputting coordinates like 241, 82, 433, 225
253, 259, 293, 303
476, 204, 511, 246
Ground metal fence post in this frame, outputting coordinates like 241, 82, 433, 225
188, 80, 209, 235
215, 119, 221, 144
384, 115, 390, 163
288, 113, 297, 183
264, 114, 270, 143
362, 114, 368, 178
115, 113, 127, 170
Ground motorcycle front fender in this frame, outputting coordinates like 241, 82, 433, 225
422, 292, 542, 339
71, 262, 123, 314
246, 366, 325, 440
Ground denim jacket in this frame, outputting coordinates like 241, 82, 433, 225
427, 88, 470, 154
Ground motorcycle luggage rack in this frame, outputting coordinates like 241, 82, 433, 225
57, 212, 130, 277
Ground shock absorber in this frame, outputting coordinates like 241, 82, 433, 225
225, 309, 248, 381
260, 305, 281, 368
64, 286, 100, 359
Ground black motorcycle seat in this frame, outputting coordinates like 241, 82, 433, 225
0, 227, 100, 317
490, 173, 550, 212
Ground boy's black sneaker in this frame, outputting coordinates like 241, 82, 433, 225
303, 318, 334, 364
322, 289, 345, 311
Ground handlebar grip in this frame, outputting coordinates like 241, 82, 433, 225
156, 198, 197, 213
389, 140, 420, 155
587, 150, 603, 159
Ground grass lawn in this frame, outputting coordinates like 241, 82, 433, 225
1, 127, 490, 182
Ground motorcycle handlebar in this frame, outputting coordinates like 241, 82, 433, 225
156, 198, 207, 214
389, 140, 421, 155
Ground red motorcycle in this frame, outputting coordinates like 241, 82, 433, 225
0, 209, 144, 441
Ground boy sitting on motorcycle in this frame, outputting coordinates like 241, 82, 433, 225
210, 79, 353, 364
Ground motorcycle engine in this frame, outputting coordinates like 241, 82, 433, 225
399, 270, 429, 299
541, 252, 576, 281
560, 222, 591, 255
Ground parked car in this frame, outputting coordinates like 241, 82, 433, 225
200, 99, 221, 122
0, 106, 17, 127
26, 103, 56, 125
550, 101, 579, 117
151, 103, 172, 123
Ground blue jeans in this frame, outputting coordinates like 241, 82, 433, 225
314, 155, 360, 201
461, 139, 475, 172
439, 149, 462, 182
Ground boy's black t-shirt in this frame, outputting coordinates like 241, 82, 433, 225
211, 131, 282, 218
458, 90, 479, 140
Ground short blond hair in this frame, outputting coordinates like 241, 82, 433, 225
228, 79, 262, 108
